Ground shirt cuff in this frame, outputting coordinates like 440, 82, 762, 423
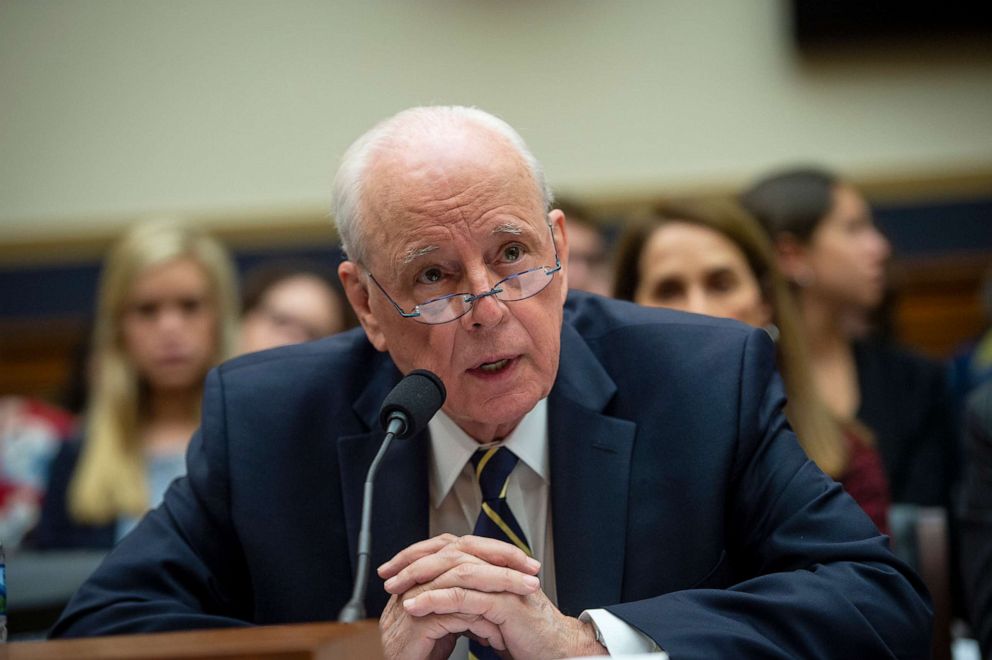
579, 608, 662, 655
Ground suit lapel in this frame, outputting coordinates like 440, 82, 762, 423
549, 324, 637, 616
333, 322, 637, 617
337, 359, 430, 617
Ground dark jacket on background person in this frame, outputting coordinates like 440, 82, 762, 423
855, 340, 959, 506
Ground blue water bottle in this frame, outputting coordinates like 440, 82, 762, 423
0, 540, 6, 642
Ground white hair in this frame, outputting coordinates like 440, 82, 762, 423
331, 106, 554, 266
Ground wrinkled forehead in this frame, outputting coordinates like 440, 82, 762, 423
362, 128, 546, 239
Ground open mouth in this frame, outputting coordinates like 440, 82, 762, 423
479, 358, 511, 373
469, 356, 518, 376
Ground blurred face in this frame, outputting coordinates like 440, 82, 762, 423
804, 184, 891, 311
121, 257, 218, 393
339, 129, 569, 442
566, 221, 610, 296
634, 222, 771, 328
239, 275, 343, 354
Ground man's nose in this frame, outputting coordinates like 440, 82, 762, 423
460, 271, 507, 330
465, 290, 508, 329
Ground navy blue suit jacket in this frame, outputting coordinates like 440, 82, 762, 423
52, 293, 931, 657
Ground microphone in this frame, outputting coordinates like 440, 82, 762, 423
338, 369, 446, 622
378, 369, 447, 440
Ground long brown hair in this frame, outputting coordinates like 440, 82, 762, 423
613, 198, 849, 477
739, 167, 839, 242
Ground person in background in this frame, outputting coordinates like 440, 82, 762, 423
28, 219, 239, 549
950, 266, 992, 414
961, 378, 992, 658
741, 168, 958, 509
613, 198, 890, 532
0, 396, 75, 549
554, 197, 612, 297
238, 259, 356, 355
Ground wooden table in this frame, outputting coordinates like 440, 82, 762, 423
2, 620, 383, 660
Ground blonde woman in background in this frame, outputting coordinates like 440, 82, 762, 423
613, 198, 890, 532
30, 219, 238, 548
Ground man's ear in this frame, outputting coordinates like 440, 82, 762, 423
549, 209, 569, 302
338, 261, 388, 352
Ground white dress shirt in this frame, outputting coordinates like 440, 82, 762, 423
427, 400, 659, 658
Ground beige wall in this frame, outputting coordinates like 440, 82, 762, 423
2, 0, 991, 244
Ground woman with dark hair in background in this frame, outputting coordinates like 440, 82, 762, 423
30, 218, 239, 548
741, 168, 958, 509
613, 198, 890, 532
238, 259, 355, 355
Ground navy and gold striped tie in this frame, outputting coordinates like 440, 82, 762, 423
468, 446, 532, 660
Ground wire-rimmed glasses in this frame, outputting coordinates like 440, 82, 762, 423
367, 223, 561, 325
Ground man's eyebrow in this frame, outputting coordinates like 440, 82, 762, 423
492, 222, 524, 236
400, 223, 527, 264
401, 245, 439, 265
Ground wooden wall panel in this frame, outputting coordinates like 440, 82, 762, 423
890, 253, 990, 360
0, 318, 85, 404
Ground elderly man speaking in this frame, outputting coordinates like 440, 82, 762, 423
51, 107, 930, 658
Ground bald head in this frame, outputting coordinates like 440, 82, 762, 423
332, 106, 553, 267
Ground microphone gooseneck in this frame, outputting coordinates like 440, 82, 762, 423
338, 370, 447, 622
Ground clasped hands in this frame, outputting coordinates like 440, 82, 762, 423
377, 534, 607, 660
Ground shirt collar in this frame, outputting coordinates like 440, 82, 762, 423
428, 398, 549, 509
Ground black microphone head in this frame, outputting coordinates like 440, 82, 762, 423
379, 369, 447, 439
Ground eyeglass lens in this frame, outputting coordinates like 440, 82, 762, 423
417, 267, 555, 323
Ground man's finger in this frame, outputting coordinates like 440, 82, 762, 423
377, 533, 459, 579
384, 538, 538, 595
421, 613, 507, 651
384, 545, 476, 594
381, 535, 539, 590
452, 536, 541, 573
403, 586, 516, 624
386, 559, 540, 596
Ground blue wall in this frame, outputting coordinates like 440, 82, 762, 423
0, 244, 346, 318
874, 196, 992, 256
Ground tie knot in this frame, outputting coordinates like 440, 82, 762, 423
470, 446, 518, 502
